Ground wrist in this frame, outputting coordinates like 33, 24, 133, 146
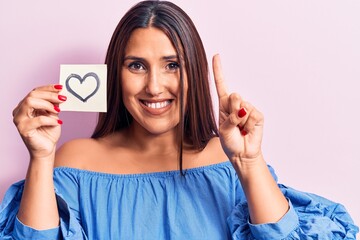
25, 139, 57, 160
28, 156, 56, 172
29, 148, 56, 164
25, 159, 55, 185
230, 152, 272, 183
230, 152, 265, 171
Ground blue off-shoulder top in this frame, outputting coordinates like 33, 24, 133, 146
0, 162, 358, 239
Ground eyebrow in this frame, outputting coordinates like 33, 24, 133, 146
123, 55, 179, 61
162, 55, 178, 61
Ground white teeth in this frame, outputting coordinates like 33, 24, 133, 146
143, 100, 171, 109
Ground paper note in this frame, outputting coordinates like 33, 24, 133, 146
59, 64, 107, 112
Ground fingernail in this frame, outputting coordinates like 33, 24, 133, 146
58, 95, 67, 101
54, 106, 61, 112
238, 108, 247, 118
57, 119, 63, 125
54, 84, 63, 90
241, 130, 248, 136
239, 125, 244, 131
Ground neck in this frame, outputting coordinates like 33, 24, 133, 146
124, 122, 180, 157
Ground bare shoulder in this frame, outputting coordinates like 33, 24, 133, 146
185, 137, 228, 168
54, 138, 104, 169
203, 137, 228, 164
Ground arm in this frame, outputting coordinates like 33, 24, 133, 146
232, 154, 288, 224
17, 154, 59, 230
13, 84, 66, 230
212, 55, 288, 224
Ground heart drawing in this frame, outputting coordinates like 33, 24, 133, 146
65, 72, 100, 102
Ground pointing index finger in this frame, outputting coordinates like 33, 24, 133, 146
212, 54, 228, 99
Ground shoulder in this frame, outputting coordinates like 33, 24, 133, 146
203, 137, 228, 164
54, 138, 105, 169
185, 137, 228, 169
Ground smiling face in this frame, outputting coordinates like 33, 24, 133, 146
121, 27, 187, 136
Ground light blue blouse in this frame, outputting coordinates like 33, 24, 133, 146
0, 162, 358, 239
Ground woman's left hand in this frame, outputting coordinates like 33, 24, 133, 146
212, 54, 264, 164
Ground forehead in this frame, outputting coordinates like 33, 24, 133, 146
125, 27, 177, 57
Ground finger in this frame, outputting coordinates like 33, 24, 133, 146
221, 94, 244, 129
12, 104, 21, 117
12, 97, 27, 117
243, 109, 263, 132
27, 89, 67, 104
14, 97, 61, 121
17, 116, 62, 135
227, 93, 250, 129
228, 93, 243, 115
239, 104, 264, 135
33, 84, 64, 93
212, 54, 228, 99
236, 102, 253, 134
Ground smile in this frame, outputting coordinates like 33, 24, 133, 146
141, 100, 172, 109
140, 99, 174, 115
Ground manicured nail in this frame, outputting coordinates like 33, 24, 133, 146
238, 108, 247, 118
58, 95, 67, 101
54, 106, 61, 112
54, 84, 63, 90
57, 119, 63, 125
241, 130, 248, 136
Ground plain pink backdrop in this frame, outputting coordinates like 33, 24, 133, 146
1, 0, 359, 228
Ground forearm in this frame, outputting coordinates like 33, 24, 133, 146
232, 153, 289, 224
17, 154, 59, 230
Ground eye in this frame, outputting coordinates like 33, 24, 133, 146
166, 62, 180, 71
128, 62, 146, 72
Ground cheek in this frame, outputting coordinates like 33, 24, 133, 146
121, 74, 143, 98
170, 74, 187, 96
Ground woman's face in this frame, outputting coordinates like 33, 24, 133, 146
121, 27, 187, 135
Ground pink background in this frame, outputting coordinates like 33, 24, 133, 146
1, 0, 359, 227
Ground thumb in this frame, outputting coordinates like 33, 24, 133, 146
220, 111, 242, 133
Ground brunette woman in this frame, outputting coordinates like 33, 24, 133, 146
1, 1, 358, 239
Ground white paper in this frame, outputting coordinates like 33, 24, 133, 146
59, 64, 107, 112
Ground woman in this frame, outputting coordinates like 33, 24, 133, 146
0, 1, 358, 239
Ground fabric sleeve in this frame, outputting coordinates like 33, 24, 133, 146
0, 178, 87, 239
227, 166, 359, 240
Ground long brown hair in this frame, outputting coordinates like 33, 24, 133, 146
92, 1, 218, 172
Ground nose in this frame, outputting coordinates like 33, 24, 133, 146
145, 69, 164, 96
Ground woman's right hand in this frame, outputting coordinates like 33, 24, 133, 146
12, 84, 67, 160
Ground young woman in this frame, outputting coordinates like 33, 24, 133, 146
1, 1, 358, 239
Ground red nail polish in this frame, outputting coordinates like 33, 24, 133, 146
241, 130, 248, 136
54, 84, 63, 90
57, 119, 63, 125
238, 108, 247, 118
58, 95, 67, 101
54, 106, 60, 112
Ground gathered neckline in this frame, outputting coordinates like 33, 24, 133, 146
54, 161, 231, 179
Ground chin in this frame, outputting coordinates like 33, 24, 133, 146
141, 122, 179, 136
